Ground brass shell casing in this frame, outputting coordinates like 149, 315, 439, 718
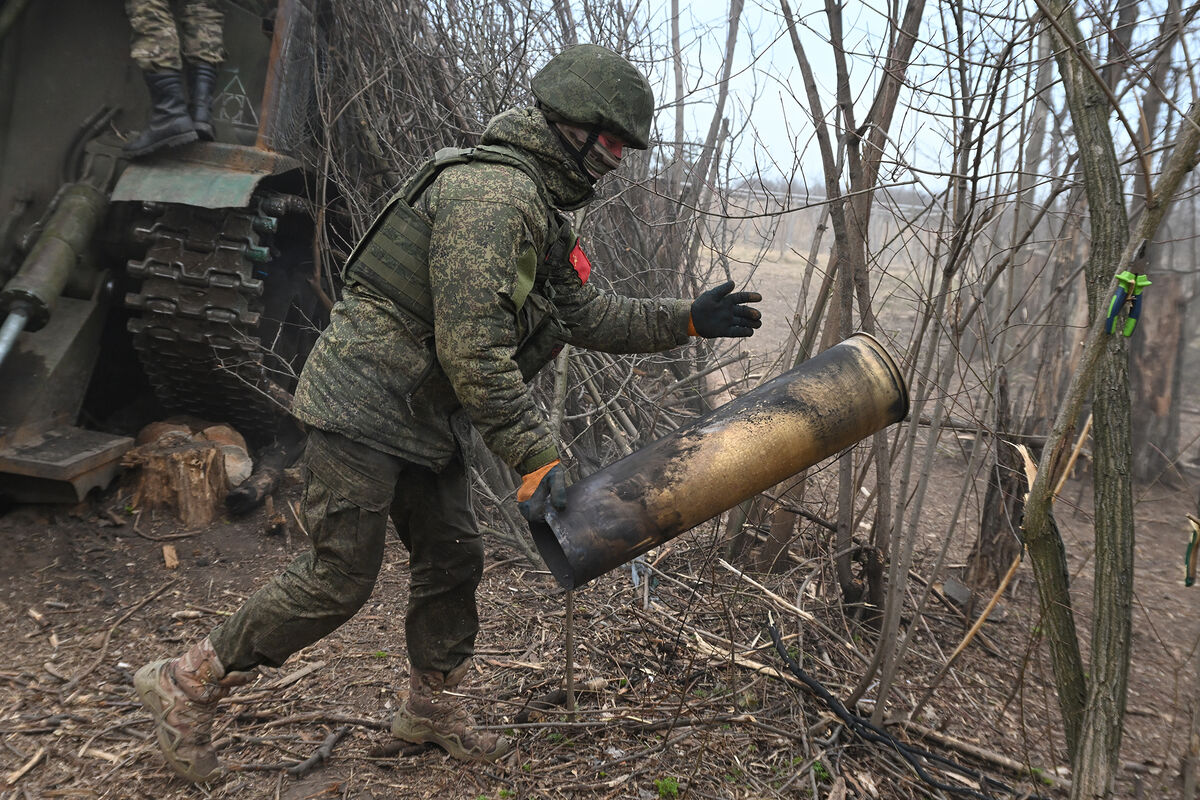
529, 332, 909, 589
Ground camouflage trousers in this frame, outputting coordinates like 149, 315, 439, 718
125, 0, 225, 72
207, 428, 484, 675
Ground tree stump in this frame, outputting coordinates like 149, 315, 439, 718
121, 430, 228, 527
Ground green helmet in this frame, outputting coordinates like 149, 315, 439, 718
532, 44, 654, 149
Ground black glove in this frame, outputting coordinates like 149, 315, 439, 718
690, 280, 763, 338
517, 461, 568, 523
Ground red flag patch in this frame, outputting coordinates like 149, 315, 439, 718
568, 240, 592, 284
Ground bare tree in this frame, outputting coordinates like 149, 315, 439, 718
1018, 1, 1200, 793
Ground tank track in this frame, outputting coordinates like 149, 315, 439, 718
125, 203, 283, 434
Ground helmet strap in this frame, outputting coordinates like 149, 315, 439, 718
550, 122, 602, 184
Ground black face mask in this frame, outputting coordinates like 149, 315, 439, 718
550, 122, 602, 185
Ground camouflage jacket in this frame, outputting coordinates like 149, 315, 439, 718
292, 108, 692, 474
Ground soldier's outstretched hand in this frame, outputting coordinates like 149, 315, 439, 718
690, 280, 763, 338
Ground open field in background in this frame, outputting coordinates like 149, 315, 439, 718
728, 207, 1200, 464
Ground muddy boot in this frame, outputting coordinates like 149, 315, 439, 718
124, 71, 197, 158
188, 62, 218, 141
391, 661, 510, 762
134, 638, 256, 782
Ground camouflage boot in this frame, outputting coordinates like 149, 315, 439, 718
133, 638, 256, 782
391, 660, 510, 762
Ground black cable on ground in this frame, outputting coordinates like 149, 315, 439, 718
767, 622, 1051, 800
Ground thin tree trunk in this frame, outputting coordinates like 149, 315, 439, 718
1022, 2, 1200, 786
965, 369, 1024, 600
1041, 1, 1133, 786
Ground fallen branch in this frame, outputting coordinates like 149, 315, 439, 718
896, 720, 1069, 790
908, 548, 1025, 722
288, 725, 351, 777
688, 630, 807, 690
264, 661, 326, 691
365, 740, 433, 758
1052, 413, 1092, 501
132, 528, 197, 542
514, 678, 608, 724
767, 620, 1043, 800
287, 500, 310, 539
714, 558, 868, 664
716, 558, 816, 622
906, 570, 1003, 658
237, 710, 387, 731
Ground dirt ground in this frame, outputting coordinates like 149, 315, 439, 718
2, 245, 1199, 799
2, 454, 1198, 799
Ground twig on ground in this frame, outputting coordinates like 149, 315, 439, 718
288, 500, 309, 540
365, 740, 433, 758
4, 746, 46, 785
287, 725, 351, 777
909, 548, 1025, 722
715, 558, 868, 664
242, 711, 387, 731
897, 720, 1070, 790
62, 579, 178, 693
132, 528, 196, 542
906, 569, 1004, 658
262, 661, 327, 691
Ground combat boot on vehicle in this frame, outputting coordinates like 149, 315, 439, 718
124, 71, 197, 158
391, 660, 510, 762
188, 62, 219, 141
134, 638, 256, 782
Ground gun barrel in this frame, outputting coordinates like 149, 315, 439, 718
0, 182, 107, 334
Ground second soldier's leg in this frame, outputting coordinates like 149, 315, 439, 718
178, 0, 225, 64
125, 0, 182, 72
123, 0, 197, 156
178, 0, 225, 139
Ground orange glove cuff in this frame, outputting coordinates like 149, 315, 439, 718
517, 459, 560, 503
687, 314, 698, 337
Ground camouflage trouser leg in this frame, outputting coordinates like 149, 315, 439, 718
389, 448, 484, 675
178, 0, 225, 66
126, 0, 182, 72
208, 429, 400, 671
208, 428, 484, 676
125, 0, 224, 71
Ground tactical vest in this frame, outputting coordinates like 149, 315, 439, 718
342, 144, 572, 339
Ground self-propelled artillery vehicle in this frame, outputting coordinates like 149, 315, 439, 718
0, 0, 326, 503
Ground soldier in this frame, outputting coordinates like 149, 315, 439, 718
133, 44, 763, 782
123, 0, 224, 157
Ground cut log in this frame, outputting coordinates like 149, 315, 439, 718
122, 434, 227, 527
